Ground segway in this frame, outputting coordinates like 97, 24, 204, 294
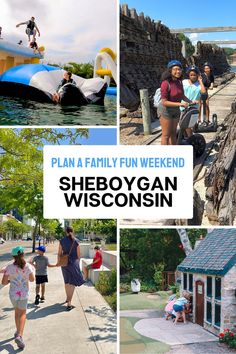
194, 95, 218, 133
177, 105, 206, 158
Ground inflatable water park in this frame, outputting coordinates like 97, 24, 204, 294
0, 40, 117, 106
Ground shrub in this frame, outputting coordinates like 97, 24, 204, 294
95, 269, 116, 296
120, 273, 132, 283
140, 280, 156, 293
105, 292, 117, 312
108, 268, 117, 293
153, 263, 165, 290
168, 283, 180, 296
120, 283, 131, 293
219, 329, 236, 349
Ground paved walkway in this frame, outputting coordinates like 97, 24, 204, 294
0, 248, 116, 354
134, 318, 218, 345
120, 309, 164, 318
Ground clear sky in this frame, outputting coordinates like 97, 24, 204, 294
121, 0, 236, 47
43, 128, 117, 146
1, 0, 117, 64
78, 128, 117, 145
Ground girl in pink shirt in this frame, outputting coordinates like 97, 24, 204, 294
1, 246, 34, 349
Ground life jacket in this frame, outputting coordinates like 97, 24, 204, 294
27, 20, 35, 30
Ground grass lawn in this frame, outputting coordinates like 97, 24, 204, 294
120, 317, 170, 354
120, 291, 169, 311
105, 243, 117, 251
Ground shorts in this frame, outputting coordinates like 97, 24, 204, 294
35, 275, 48, 284
173, 304, 183, 312
158, 103, 180, 120
25, 28, 35, 36
10, 297, 28, 310
86, 264, 100, 270
200, 92, 208, 101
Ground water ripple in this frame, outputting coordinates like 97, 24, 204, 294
0, 95, 117, 126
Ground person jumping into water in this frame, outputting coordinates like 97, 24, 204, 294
16, 17, 40, 42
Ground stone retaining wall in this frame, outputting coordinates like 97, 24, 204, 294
120, 4, 185, 95
189, 42, 230, 75
120, 4, 231, 101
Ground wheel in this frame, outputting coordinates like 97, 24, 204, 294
187, 133, 206, 157
212, 114, 218, 131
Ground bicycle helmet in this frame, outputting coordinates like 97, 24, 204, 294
203, 62, 213, 69
167, 60, 182, 69
186, 65, 200, 75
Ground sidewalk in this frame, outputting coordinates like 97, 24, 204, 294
134, 317, 218, 345
0, 251, 117, 354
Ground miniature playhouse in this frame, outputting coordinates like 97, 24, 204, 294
178, 229, 236, 336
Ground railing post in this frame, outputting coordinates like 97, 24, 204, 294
181, 40, 186, 58
140, 89, 151, 135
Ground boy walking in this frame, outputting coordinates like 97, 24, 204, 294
30, 246, 56, 305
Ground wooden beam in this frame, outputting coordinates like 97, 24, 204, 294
201, 40, 236, 44
170, 26, 236, 34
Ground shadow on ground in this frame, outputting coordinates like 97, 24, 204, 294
0, 338, 22, 353
27, 303, 66, 320
85, 306, 117, 343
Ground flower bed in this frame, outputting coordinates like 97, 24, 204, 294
219, 329, 236, 349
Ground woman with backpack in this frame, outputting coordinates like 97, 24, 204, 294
158, 60, 194, 145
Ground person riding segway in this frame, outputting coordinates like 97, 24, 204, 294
195, 62, 217, 132
177, 65, 206, 158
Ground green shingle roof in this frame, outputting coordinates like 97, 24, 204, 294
177, 229, 236, 276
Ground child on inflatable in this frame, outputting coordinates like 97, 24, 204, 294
52, 71, 76, 103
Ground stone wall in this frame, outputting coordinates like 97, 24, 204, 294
120, 4, 185, 96
120, 4, 231, 104
189, 42, 230, 75
222, 266, 236, 331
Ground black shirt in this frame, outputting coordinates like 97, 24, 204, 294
201, 72, 214, 89
57, 78, 76, 91
27, 20, 35, 30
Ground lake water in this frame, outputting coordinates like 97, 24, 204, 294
231, 65, 236, 73
0, 95, 117, 126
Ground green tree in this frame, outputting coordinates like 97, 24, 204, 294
177, 33, 195, 57
222, 47, 236, 58
0, 128, 89, 252
63, 62, 94, 78
72, 219, 116, 243
55, 221, 64, 239
41, 219, 59, 240
153, 263, 165, 290
93, 219, 117, 243
120, 228, 207, 281
1, 219, 32, 240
